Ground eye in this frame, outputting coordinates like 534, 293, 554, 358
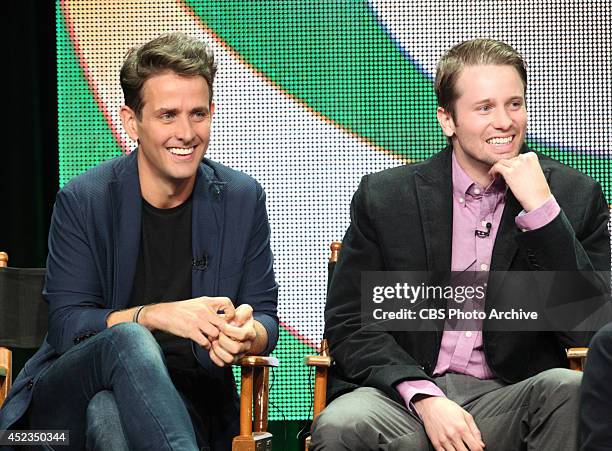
478, 104, 492, 112
510, 99, 523, 109
160, 112, 174, 120
192, 111, 208, 120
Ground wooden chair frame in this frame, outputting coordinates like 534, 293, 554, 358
0, 252, 10, 407
233, 356, 279, 451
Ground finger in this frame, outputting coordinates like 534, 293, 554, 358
207, 296, 236, 319
190, 331, 211, 350
523, 151, 538, 162
211, 340, 238, 365
461, 433, 483, 451
201, 310, 227, 329
222, 321, 256, 342
488, 163, 509, 178
449, 433, 469, 451
231, 304, 253, 326
209, 347, 227, 367
217, 332, 247, 355
438, 441, 457, 451
198, 321, 221, 339
464, 414, 485, 449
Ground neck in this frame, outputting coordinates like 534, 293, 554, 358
137, 153, 196, 209
141, 178, 195, 209
453, 149, 494, 187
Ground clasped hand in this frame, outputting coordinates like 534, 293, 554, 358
146, 297, 257, 367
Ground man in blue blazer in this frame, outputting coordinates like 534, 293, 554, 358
0, 33, 278, 450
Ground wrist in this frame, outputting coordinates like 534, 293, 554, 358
137, 303, 160, 331
523, 192, 552, 212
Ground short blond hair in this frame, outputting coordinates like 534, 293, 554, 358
435, 39, 527, 119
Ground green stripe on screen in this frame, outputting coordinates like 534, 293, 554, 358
186, 0, 446, 159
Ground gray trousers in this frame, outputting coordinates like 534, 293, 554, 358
310, 368, 581, 451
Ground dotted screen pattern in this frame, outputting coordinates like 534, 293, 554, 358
57, 0, 611, 420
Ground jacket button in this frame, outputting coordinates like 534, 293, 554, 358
26, 380, 34, 389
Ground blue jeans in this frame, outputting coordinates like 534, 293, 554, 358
27, 323, 199, 451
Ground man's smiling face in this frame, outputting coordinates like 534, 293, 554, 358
437, 64, 527, 179
122, 70, 214, 189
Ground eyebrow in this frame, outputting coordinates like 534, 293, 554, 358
473, 95, 524, 105
153, 106, 210, 115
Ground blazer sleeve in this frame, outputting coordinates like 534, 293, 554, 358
516, 180, 611, 347
324, 175, 435, 402
43, 188, 115, 354
237, 184, 279, 355
516, 181, 610, 273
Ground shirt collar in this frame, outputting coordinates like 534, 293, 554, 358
451, 150, 507, 198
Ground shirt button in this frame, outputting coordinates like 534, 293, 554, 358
480, 263, 489, 271
27, 380, 34, 389
459, 198, 465, 204
474, 188, 481, 195
465, 331, 473, 337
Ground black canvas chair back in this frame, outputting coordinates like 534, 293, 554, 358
0, 265, 47, 349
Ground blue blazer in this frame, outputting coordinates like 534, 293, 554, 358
0, 151, 279, 432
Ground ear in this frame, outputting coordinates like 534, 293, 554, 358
120, 105, 139, 141
436, 107, 456, 138
210, 102, 216, 118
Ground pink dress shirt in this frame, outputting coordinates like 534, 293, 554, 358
396, 152, 561, 409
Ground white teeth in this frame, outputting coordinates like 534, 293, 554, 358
487, 136, 513, 145
168, 147, 194, 155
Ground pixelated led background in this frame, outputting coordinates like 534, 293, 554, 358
57, 0, 611, 420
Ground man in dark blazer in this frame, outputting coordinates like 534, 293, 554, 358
311, 39, 610, 450
0, 33, 278, 450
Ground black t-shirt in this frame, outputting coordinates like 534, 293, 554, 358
129, 196, 196, 372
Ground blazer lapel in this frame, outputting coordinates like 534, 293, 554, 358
191, 162, 227, 297
414, 149, 453, 271
109, 152, 142, 309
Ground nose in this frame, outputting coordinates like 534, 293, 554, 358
175, 115, 196, 142
491, 108, 512, 130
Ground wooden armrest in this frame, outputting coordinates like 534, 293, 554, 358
566, 347, 588, 359
237, 356, 279, 367
305, 344, 331, 421
305, 355, 332, 367
0, 347, 12, 407
566, 347, 588, 371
